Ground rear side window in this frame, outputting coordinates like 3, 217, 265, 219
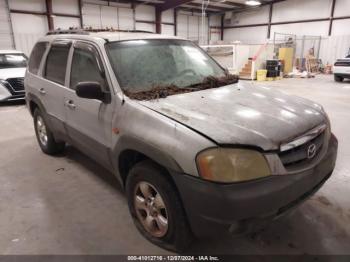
44, 43, 70, 85
28, 42, 48, 74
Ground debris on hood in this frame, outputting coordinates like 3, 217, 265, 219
124, 74, 239, 101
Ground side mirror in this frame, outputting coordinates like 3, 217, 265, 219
75, 82, 105, 101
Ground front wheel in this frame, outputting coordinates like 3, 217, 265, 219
126, 160, 193, 252
33, 109, 65, 155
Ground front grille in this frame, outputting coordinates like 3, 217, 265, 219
6, 77, 24, 92
279, 131, 325, 168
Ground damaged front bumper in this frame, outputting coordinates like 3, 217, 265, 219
170, 134, 338, 237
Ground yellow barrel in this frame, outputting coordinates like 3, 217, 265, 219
257, 69, 267, 81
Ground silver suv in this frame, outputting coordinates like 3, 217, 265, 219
25, 30, 338, 252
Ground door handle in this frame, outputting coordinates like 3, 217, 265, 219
65, 100, 76, 110
39, 88, 46, 95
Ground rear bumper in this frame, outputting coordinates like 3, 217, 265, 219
171, 134, 338, 237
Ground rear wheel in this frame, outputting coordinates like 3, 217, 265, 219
34, 109, 65, 155
126, 160, 193, 252
334, 75, 344, 82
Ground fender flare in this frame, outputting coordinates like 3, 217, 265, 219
111, 135, 184, 185
27, 93, 47, 116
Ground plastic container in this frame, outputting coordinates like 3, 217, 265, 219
257, 69, 267, 81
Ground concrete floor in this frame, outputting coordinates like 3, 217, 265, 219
0, 74, 350, 255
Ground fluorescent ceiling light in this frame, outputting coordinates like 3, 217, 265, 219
245, 0, 262, 6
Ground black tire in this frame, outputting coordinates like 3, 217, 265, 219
126, 160, 193, 252
334, 75, 343, 82
33, 108, 65, 155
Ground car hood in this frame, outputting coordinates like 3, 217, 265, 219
0, 68, 26, 80
139, 82, 326, 151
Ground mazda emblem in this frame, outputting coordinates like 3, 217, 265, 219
307, 144, 317, 159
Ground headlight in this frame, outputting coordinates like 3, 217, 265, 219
196, 148, 271, 183
0, 79, 9, 88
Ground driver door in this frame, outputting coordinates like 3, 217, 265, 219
64, 41, 114, 169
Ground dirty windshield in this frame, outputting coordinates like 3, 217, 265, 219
106, 39, 238, 100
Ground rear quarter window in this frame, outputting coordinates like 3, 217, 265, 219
44, 44, 70, 85
28, 42, 48, 74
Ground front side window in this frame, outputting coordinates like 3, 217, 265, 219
106, 39, 226, 93
44, 43, 70, 85
28, 42, 48, 74
70, 46, 106, 90
0, 53, 27, 69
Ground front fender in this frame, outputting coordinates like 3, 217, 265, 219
111, 134, 184, 185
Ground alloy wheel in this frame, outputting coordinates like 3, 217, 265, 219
36, 116, 48, 146
134, 181, 169, 238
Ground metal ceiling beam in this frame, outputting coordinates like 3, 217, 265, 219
45, 0, 54, 30
212, 1, 245, 8
212, 0, 286, 14
184, 2, 233, 11
157, 0, 194, 12
328, 0, 336, 36
267, 2, 273, 38
155, 6, 162, 33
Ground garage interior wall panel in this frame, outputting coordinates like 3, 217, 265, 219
224, 27, 268, 44
118, 8, 133, 30
100, 5, 119, 29
0, 0, 14, 49
177, 14, 188, 38
162, 9, 174, 24
270, 21, 329, 38
188, 16, 199, 42
10, 13, 48, 55
177, 12, 208, 44
82, 4, 133, 30
334, 0, 350, 17
162, 24, 174, 36
135, 4, 155, 32
52, 0, 79, 15
83, 0, 129, 8
82, 3, 101, 28
209, 15, 220, 27
54, 17, 80, 30
135, 22, 155, 33
135, 5, 154, 21
272, 0, 332, 23
228, 5, 269, 26
320, 35, 350, 65
208, 15, 221, 43
9, 0, 46, 12
331, 19, 350, 36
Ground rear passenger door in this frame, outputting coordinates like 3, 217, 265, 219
40, 40, 71, 139
64, 41, 114, 169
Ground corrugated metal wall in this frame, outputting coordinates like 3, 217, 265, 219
177, 11, 208, 44
223, 0, 350, 44
0, 0, 14, 50
2, 0, 350, 61
8, 0, 47, 55
320, 35, 350, 64
82, 1, 134, 30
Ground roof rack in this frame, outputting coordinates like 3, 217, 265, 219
46, 29, 88, 35
46, 28, 155, 35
